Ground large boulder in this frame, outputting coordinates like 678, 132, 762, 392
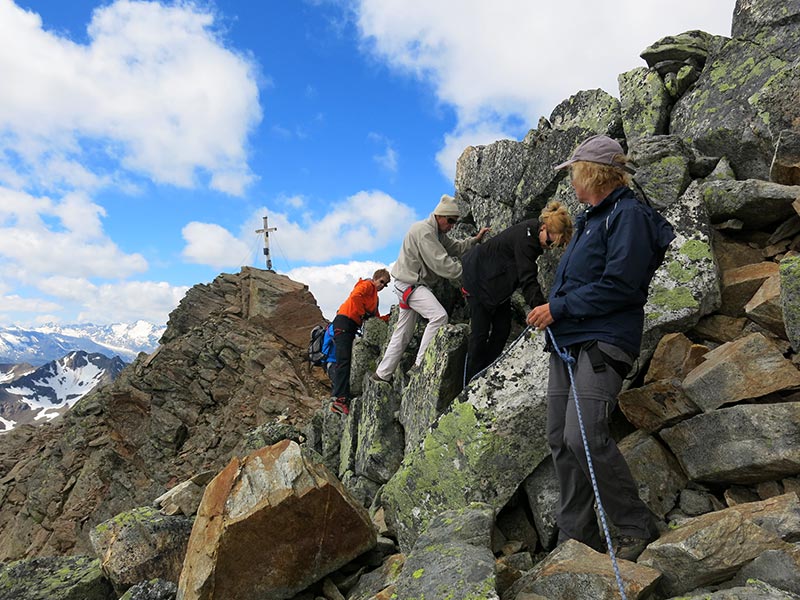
618, 68, 671, 141
700, 180, 800, 229
732, 0, 800, 61
393, 504, 498, 600
681, 333, 800, 412
629, 136, 693, 210
642, 181, 721, 360
661, 403, 800, 484
399, 323, 468, 454
380, 330, 550, 551
177, 440, 375, 600
671, 38, 797, 180
638, 494, 800, 596
89, 506, 193, 595
0, 555, 114, 600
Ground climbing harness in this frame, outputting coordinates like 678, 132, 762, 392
396, 284, 417, 310
546, 326, 628, 600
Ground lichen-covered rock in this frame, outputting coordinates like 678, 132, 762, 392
727, 546, 800, 596
456, 125, 601, 234
355, 376, 404, 484
548, 89, 623, 139
618, 68, 671, 141
380, 330, 550, 551
350, 317, 389, 397
629, 136, 693, 209
780, 255, 800, 351
700, 179, 800, 229
393, 504, 498, 600
640, 30, 716, 69
0, 555, 114, 600
661, 403, 800, 484
673, 579, 800, 599
732, 0, 800, 61
89, 506, 193, 595
671, 38, 797, 180
346, 554, 405, 600
399, 324, 468, 454
642, 181, 720, 361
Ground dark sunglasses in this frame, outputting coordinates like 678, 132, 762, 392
446, 217, 459, 225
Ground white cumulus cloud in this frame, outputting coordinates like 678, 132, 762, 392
353, 0, 735, 179
0, 0, 261, 195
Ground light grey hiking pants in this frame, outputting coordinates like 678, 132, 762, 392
547, 342, 657, 550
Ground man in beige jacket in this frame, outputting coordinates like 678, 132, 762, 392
372, 194, 489, 381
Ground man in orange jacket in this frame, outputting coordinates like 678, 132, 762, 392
331, 268, 391, 414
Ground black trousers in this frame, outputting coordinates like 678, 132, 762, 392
547, 343, 656, 550
466, 296, 512, 382
331, 314, 358, 400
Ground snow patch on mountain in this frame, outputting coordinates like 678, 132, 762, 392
0, 351, 126, 432
0, 321, 165, 365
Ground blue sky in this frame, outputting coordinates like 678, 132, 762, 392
0, 0, 734, 326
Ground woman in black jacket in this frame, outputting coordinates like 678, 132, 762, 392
461, 201, 572, 382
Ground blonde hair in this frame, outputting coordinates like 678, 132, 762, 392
570, 155, 631, 193
539, 201, 573, 246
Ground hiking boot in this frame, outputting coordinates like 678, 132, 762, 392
370, 372, 390, 383
330, 398, 350, 415
613, 534, 655, 561
407, 364, 421, 375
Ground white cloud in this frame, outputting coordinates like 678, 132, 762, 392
266, 191, 417, 262
0, 0, 261, 195
37, 276, 188, 326
353, 0, 735, 177
181, 190, 417, 269
287, 261, 397, 320
0, 186, 148, 280
0, 294, 61, 313
181, 222, 253, 268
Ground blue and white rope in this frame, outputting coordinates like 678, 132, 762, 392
546, 326, 628, 600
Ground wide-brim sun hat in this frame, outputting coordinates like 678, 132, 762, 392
555, 134, 636, 174
434, 194, 461, 217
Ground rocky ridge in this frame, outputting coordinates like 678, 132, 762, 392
2, 0, 800, 599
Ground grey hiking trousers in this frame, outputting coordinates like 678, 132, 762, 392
547, 341, 657, 550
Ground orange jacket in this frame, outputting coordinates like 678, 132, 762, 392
336, 278, 389, 326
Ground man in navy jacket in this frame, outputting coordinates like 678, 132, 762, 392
527, 134, 675, 560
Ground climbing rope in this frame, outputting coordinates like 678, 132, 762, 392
546, 326, 628, 600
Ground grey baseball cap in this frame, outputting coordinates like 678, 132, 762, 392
555, 134, 635, 173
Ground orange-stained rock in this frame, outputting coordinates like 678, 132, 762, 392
177, 440, 376, 600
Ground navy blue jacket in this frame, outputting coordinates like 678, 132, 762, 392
548, 186, 675, 356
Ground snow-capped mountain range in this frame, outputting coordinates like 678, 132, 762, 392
0, 321, 165, 365
0, 351, 127, 433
